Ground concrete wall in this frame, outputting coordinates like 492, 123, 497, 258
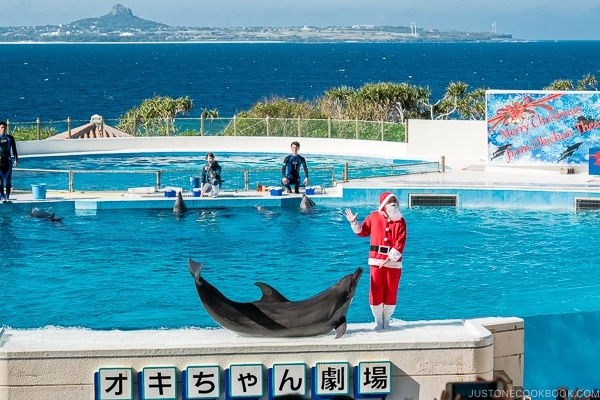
18, 136, 409, 160
407, 119, 488, 169
0, 318, 523, 400
17, 119, 487, 170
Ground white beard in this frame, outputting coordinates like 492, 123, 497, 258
385, 204, 403, 221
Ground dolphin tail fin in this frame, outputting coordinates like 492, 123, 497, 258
334, 317, 347, 339
188, 258, 205, 278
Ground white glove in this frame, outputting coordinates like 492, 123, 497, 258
388, 248, 402, 262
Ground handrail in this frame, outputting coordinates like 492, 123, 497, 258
7, 116, 407, 143
13, 161, 439, 193
13, 166, 339, 192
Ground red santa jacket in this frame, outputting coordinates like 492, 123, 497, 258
354, 211, 407, 268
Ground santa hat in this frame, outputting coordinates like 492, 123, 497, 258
378, 191, 398, 211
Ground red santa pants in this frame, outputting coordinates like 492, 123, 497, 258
369, 265, 402, 305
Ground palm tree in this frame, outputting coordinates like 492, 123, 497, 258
430, 82, 487, 120
544, 79, 575, 91
118, 96, 193, 135
577, 73, 598, 91
319, 86, 356, 119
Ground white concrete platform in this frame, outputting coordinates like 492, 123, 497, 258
0, 317, 523, 400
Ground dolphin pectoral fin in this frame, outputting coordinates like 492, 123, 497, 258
255, 282, 290, 302
188, 258, 205, 279
334, 318, 347, 339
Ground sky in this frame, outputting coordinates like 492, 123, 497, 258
2, 0, 600, 41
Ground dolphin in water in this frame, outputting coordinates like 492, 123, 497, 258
188, 258, 362, 338
173, 191, 188, 214
299, 194, 315, 210
29, 207, 63, 222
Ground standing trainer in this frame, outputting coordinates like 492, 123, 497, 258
0, 121, 18, 203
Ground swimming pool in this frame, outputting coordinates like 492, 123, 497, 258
14, 152, 434, 192
2, 192, 600, 393
3, 205, 599, 330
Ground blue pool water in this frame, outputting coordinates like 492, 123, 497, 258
2, 175, 600, 392
14, 152, 425, 192
2, 206, 599, 329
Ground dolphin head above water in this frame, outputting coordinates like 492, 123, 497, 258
299, 194, 315, 210
188, 258, 362, 338
173, 191, 188, 214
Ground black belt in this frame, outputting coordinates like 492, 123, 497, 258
370, 245, 390, 254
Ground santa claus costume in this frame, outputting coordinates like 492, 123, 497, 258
349, 192, 407, 329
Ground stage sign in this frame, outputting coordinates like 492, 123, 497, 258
487, 90, 600, 166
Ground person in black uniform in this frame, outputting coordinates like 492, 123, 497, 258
281, 141, 309, 194
201, 152, 222, 197
0, 121, 18, 203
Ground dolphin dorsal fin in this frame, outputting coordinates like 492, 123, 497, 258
255, 282, 290, 302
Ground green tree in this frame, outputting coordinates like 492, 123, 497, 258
544, 79, 575, 91
118, 95, 193, 136
319, 86, 357, 119
577, 73, 598, 91
434, 82, 487, 120
543, 74, 598, 91
201, 108, 219, 119
242, 96, 324, 119
319, 82, 431, 122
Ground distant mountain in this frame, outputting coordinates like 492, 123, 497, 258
64, 4, 168, 32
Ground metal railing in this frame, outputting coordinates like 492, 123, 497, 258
6, 116, 407, 142
13, 162, 440, 193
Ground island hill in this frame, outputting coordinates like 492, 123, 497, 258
0, 4, 515, 43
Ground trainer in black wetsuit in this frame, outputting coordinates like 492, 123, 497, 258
0, 121, 19, 203
281, 141, 309, 194
201, 152, 223, 197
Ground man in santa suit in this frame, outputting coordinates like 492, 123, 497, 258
344, 192, 407, 330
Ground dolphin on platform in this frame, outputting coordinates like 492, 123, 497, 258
173, 191, 188, 214
299, 194, 315, 210
188, 258, 362, 338
29, 207, 63, 222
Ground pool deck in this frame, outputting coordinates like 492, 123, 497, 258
339, 164, 600, 192
7, 164, 600, 210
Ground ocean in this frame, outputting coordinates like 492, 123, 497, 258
1, 41, 600, 123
